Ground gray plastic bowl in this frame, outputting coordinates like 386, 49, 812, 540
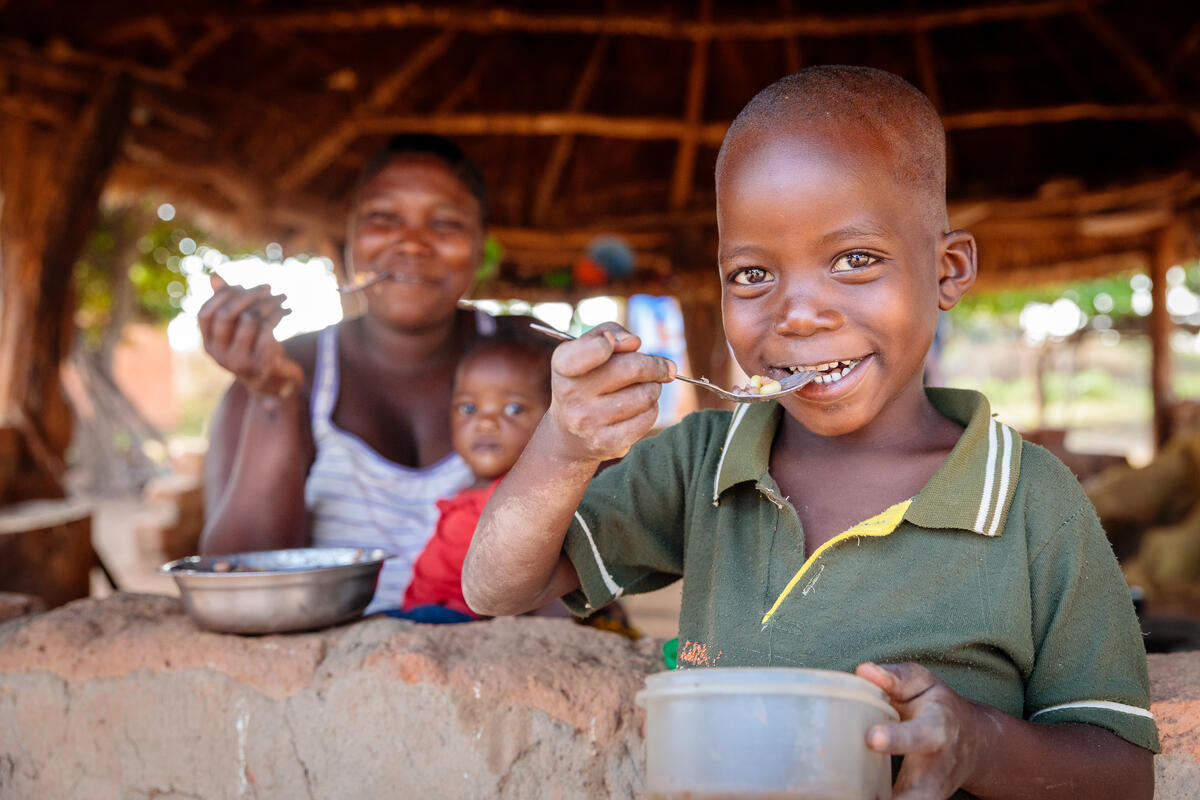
160, 547, 393, 634
636, 667, 898, 800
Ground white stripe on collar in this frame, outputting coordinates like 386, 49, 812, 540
973, 418, 998, 533
972, 418, 1017, 536
712, 403, 750, 506
987, 424, 1014, 536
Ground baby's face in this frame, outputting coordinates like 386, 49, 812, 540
716, 126, 947, 440
450, 352, 549, 481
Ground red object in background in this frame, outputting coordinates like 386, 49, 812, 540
402, 478, 502, 617
572, 257, 608, 287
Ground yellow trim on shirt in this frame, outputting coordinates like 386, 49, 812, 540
761, 498, 913, 626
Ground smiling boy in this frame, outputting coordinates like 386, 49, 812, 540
463, 66, 1156, 799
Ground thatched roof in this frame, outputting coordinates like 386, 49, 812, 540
2, 0, 1198, 297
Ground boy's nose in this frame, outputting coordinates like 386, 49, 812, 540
774, 291, 843, 336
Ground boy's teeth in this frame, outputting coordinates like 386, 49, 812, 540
788, 358, 860, 385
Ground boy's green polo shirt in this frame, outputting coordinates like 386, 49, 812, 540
563, 388, 1158, 753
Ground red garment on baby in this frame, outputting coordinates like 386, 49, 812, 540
402, 477, 502, 617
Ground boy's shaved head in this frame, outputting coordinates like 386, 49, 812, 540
718, 65, 948, 229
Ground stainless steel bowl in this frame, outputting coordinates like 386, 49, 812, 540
159, 548, 394, 634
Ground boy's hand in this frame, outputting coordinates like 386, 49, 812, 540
547, 321, 676, 463
856, 662, 987, 800
198, 274, 303, 399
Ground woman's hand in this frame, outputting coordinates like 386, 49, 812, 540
856, 662, 987, 800
546, 321, 676, 463
198, 275, 303, 399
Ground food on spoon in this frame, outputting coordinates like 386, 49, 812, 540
351, 271, 378, 286
731, 375, 784, 396
749, 375, 783, 394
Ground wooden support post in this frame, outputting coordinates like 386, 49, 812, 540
673, 226, 727, 410
1149, 220, 1182, 448
680, 293, 728, 411
0, 71, 131, 501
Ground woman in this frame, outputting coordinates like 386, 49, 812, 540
198, 135, 519, 612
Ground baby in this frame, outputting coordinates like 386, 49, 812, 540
398, 332, 553, 621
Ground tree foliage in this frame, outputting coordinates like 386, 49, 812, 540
73, 202, 230, 350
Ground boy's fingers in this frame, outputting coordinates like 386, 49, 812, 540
856, 662, 938, 704
589, 321, 641, 352
591, 380, 663, 423
553, 329, 617, 378
866, 720, 947, 755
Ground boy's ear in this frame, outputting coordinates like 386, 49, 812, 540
937, 229, 977, 311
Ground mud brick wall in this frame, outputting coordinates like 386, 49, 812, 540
0, 594, 1197, 799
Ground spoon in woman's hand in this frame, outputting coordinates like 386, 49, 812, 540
528, 322, 818, 404
337, 271, 424, 294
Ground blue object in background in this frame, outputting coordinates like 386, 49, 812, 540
586, 235, 636, 281
627, 294, 688, 427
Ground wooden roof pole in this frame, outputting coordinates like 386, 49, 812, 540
350, 102, 1181, 146
278, 29, 458, 192
360, 110, 727, 142
531, 36, 610, 225
0, 71, 130, 501
668, 0, 711, 212
434, 41, 501, 112
1075, 7, 1200, 140
260, 1, 1090, 40
1149, 218, 1184, 449
168, 21, 233, 79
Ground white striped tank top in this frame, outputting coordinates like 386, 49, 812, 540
305, 325, 473, 614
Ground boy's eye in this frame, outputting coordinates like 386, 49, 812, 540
503, 402, 526, 416
456, 401, 476, 415
431, 217, 467, 231
731, 267, 772, 285
831, 252, 879, 272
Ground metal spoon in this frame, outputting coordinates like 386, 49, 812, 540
337, 272, 424, 294
528, 322, 818, 404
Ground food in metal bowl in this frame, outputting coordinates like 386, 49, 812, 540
160, 547, 393, 634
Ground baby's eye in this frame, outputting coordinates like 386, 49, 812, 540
456, 401, 476, 415
732, 267, 772, 285
831, 252, 879, 272
503, 402, 526, 416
